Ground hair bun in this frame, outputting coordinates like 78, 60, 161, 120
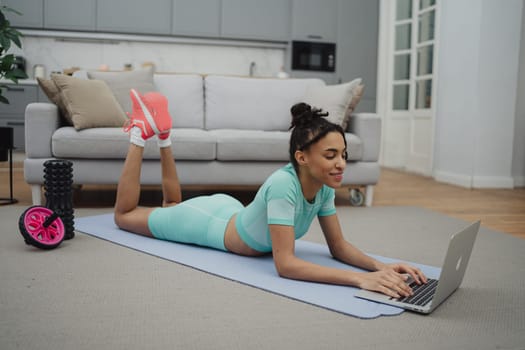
289, 102, 328, 129
290, 102, 312, 119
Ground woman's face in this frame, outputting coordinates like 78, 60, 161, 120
300, 131, 347, 188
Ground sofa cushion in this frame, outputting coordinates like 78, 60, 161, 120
302, 78, 362, 128
210, 129, 290, 161
210, 129, 363, 162
51, 74, 127, 130
344, 132, 364, 161
153, 74, 205, 129
87, 70, 157, 114
205, 76, 325, 131
52, 127, 216, 160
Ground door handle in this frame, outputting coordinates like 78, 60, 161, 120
307, 35, 323, 40
6, 121, 25, 126
6, 86, 25, 92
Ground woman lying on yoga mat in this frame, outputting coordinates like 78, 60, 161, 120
114, 90, 427, 299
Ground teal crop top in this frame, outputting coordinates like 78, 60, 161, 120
235, 163, 337, 252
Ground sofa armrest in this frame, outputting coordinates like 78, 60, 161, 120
25, 102, 61, 158
348, 113, 381, 162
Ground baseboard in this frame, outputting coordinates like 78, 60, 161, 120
472, 175, 514, 189
433, 171, 472, 188
433, 171, 515, 189
514, 176, 525, 187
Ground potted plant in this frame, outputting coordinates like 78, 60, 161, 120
0, 5, 28, 105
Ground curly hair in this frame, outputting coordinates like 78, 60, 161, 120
288, 102, 347, 171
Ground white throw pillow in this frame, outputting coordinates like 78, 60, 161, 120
154, 74, 205, 129
302, 78, 362, 127
205, 76, 325, 131
87, 70, 157, 114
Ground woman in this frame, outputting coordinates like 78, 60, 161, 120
115, 89, 427, 299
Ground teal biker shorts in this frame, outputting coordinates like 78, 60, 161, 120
147, 194, 244, 251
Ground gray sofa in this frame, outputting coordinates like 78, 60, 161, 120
24, 74, 381, 206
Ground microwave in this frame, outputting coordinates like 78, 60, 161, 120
291, 41, 336, 72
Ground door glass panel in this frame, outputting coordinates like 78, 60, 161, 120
418, 10, 435, 42
395, 23, 411, 50
396, 0, 412, 20
393, 84, 410, 110
420, 0, 436, 10
417, 45, 433, 76
415, 79, 432, 109
394, 54, 411, 80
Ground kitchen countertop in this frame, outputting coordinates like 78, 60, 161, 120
0, 79, 38, 85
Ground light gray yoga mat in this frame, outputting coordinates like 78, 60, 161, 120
75, 213, 441, 319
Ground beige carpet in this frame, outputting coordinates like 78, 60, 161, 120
1, 205, 524, 350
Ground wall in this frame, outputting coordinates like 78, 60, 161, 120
13, 34, 286, 79
336, 0, 379, 113
513, 3, 525, 187
433, 0, 523, 188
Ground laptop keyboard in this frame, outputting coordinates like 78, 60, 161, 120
397, 278, 438, 306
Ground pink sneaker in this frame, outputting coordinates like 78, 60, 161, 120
142, 92, 172, 140
124, 89, 172, 140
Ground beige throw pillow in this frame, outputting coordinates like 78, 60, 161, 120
36, 77, 72, 125
87, 69, 157, 114
51, 74, 127, 130
342, 83, 365, 129
348, 84, 364, 112
302, 78, 362, 127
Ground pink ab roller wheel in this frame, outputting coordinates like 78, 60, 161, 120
19, 206, 65, 250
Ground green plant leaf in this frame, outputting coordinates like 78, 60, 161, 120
11, 28, 24, 38
4, 75, 18, 84
0, 93, 9, 104
0, 54, 14, 71
0, 36, 11, 51
13, 68, 28, 79
6, 30, 22, 48
0, 19, 10, 31
0, 5, 27, 104
0, 53, 14, 68
1, 6, 23, 16
5, 68, 27, 81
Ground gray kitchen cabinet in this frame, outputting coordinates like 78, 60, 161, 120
291, 0, 337, 42
0, 83, 39, 150
172, 0, 220, 37
44, 0, 96, 31
336, 0, 379, 112
2, 0, 44, 28
97, 0, 172, 35
221, 0, 290, 41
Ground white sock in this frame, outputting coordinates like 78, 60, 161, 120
157, 133, 172, 148
129, 126, 145, 147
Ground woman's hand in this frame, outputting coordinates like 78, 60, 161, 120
357, 263, 427, 299
357, 269, 413, 299
384, 262, 428, 285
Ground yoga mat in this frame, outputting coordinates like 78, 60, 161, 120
75, 213, 441, 319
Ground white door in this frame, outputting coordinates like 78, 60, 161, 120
378, 0, 438, 175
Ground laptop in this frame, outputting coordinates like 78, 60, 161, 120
355, 221, 480, 314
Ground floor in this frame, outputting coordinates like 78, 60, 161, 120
2, 151, 524, 239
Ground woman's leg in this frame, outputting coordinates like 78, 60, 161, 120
159, 145, 182, 207
114, 89, 174, 237
114, 143, 155, 237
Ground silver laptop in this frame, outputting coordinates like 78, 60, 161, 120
355, 221, 480, 314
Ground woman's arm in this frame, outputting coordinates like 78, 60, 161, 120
319, 214, 384, 271
318, 214, 427, 295
271, 224, 360, 285
270, 223, 417, 298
